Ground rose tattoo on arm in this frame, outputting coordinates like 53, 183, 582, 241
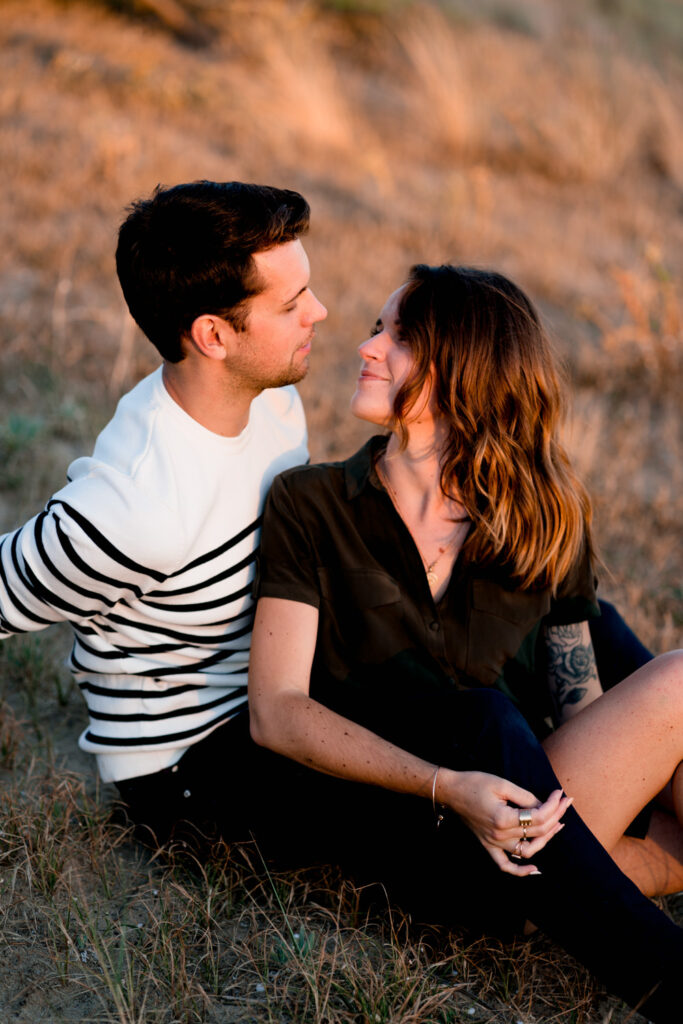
544, 622, 602, 724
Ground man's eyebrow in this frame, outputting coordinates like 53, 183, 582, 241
281, 284, 308, 307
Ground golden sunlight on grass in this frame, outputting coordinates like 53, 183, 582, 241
0, 1, 681, 1020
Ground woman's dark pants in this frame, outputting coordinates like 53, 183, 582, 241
118, 603, 681, 1022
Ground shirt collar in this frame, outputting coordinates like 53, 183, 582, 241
344, 434, 390, 498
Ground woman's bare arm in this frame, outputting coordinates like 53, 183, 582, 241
249, 596, 570, 875
544, 621, 603, 724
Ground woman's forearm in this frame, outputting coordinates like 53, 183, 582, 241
250, 685, 439, 798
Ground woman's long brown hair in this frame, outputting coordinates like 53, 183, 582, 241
395, 265, 593, 592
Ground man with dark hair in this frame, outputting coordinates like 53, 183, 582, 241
0, 179, 654, 856
0, 180, 326, 839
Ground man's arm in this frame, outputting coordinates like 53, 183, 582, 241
249, 596, 570, 876
0, 495, 169, 639
544, 621, 603, 724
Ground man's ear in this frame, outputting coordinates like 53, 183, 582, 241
188, 314, 232, 361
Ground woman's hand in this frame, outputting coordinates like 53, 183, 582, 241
437, 769, 572, 876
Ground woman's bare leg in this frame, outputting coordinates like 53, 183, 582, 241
543, 650, 683, 896
611, 809, 683, 896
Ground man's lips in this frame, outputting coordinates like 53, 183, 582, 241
298, 333, 314, 353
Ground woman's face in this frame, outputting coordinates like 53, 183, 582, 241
350, 286, 434, 429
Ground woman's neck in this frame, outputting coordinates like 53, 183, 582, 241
382, 421, 454, 521
379, 422, 469, 602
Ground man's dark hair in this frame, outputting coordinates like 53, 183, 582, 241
115, 181, 310, 362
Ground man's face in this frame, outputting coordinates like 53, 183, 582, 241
226, 239, 327, 391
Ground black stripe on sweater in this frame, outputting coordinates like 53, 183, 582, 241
139, 580, 255, 613
34, 511, 119, 607
86, 688, 245, 723
102, 611, 254, 644
78, 679, 208, 700
146, 550, 257, 599
53, 516, 148, 598
0, 535, 55, 627
83, 706, 240, 745
167, 516, 262, 578
47, 500, 167, 582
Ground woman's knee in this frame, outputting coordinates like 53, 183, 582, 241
638, 651, 683, 710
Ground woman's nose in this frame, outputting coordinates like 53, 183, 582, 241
358, 334, 382, 360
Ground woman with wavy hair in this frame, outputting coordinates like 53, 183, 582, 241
247, 265, 683, 1021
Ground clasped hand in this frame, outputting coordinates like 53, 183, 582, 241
437, 769, 572, 876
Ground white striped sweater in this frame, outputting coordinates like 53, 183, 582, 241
0, 368, 308, 781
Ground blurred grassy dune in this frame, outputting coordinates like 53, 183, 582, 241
0, 3, 682, 1021
2, 0, 681, 648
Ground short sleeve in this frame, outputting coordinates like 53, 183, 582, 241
544, 540, 600, 626
257, 472, 321, 609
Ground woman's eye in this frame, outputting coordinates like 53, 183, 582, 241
370, 321, 382, 337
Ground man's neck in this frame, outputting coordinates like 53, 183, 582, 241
161, 362, 259, 438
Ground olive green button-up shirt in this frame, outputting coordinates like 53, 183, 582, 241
258, 436, 599, 739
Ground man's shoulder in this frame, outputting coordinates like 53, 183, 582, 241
91, 367, 166, 477
49, 457, 189, 574
48, 369, 192, 571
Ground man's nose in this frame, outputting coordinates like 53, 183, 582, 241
308, 291, 327, 323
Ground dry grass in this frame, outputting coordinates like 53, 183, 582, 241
0, 0, 681, 1020
0, 732, 646, 1023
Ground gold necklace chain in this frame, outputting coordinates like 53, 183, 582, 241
376, 458, 464, 586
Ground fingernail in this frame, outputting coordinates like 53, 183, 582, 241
529, 868, 542, 875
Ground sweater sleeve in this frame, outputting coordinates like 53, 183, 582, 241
0, 465, 183, 638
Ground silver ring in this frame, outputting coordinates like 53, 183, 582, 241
518, 808, 533, 828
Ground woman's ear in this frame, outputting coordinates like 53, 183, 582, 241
188, 314, 232, 361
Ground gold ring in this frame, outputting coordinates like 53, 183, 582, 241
518, 809, 533, 828
522, 825, 528, 840
511, 839, 524, 860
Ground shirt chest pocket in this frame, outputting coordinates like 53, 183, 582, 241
317, 567, 403, 664
466, 578, 550, 686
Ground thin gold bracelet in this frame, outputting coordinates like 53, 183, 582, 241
431, 766, 445, 828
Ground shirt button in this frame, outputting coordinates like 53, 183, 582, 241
429, 621, 440, 632
183, 789, 191, 798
